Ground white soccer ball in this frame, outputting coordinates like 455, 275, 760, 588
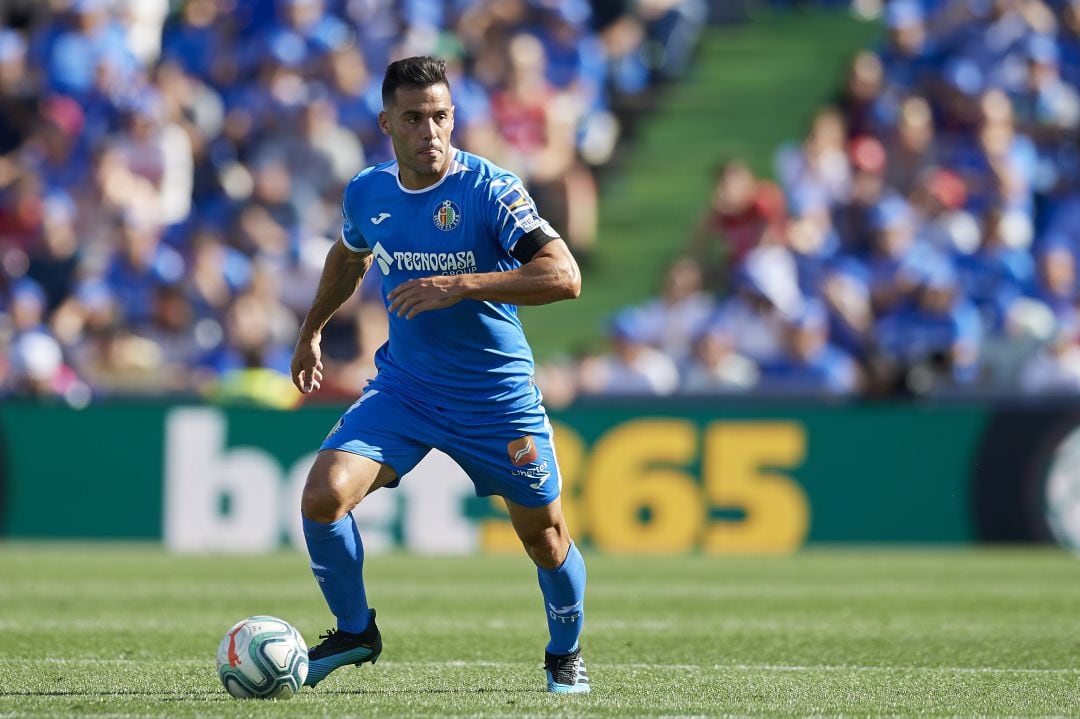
217, 615, 308, 699
1045, 427, 1080, 552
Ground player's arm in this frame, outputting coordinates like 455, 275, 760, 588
386, 236, 580, 320
291, 240, 372, 393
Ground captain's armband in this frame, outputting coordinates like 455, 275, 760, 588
510, 227, 558, 263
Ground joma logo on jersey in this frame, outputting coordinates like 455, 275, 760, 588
433, 199, 461, 231
507, 436, 539, 466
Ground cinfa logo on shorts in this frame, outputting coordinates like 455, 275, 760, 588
507, 436, 539, 466
433, 199, 461, 231
371, 240, 477, 276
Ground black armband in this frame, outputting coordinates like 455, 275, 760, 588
510, 227, 558, 263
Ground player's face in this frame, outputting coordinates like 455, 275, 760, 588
380, 83, 455, 190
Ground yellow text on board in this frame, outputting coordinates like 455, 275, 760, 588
481, 419, 809, 554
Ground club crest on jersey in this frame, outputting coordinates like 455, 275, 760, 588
433, 199, 461, 231
507, 436, 539, 466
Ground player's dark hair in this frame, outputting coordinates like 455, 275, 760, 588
382, 56, 450, 107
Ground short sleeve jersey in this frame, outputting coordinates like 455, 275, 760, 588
340, 147, 560, 412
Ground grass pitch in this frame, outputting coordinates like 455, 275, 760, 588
0, 546, 1078, 717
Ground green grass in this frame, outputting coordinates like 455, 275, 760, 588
1, 546, 1079, 717
522, 9, 881, 358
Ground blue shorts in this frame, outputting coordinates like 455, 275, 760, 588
320, 388, 562, 507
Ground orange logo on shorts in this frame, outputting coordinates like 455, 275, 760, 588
507, 436, 538, 466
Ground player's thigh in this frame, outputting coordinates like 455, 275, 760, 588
307, 388, 432, 519
301, 449, 398, 521
320, 388, 433, 480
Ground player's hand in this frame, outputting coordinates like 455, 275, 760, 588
291, 334, 324, 394
387, 275, 465, 319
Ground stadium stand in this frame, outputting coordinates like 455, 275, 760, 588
0, 0, 707, 405
571, 0, 1080, 400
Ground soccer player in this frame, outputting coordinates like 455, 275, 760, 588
289, 56, 589, 694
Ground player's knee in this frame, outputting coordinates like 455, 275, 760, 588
521, 526, 570, 570
300, 469, 353, 523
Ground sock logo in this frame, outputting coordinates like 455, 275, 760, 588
547, 601, 582, 623
507, 436, 538, 466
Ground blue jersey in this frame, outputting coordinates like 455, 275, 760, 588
340, 148, 559, 412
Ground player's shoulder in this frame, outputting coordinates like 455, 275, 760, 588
453, 149, 523, 193
348, 159, 398, 187
344, 159, 398, 199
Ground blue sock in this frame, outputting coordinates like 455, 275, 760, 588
536, 542, 586, 655
302, 513, 370, 634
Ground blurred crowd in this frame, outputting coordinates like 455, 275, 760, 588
554, 0, 1080, 402
0, 0, 706, 406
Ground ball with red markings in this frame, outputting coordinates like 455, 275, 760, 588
216, 615, 308, 699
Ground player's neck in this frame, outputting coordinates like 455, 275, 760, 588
397, 148, 455, 191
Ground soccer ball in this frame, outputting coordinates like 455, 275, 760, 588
1045, 426, 1080, 552
216, 615, 308, 699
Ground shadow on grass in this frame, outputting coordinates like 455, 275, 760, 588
314, 687, 545, 696
0, 687, 546, 699
2, 689, 222, 698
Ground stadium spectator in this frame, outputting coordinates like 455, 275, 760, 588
873, 259, 983, 392
955, 203, 1037, 333
679, 323, 759, 393
0, 29, 37, 156
634, 257, 715, 365
1018, 315, 1080, 391
784, 196, 841, 297
26, 192, 80, 312
863, 195, 939, 315
578, 308, 680, 396
686, 159, 786, 273
776, 106, 852, 210
837, 50, 893, 139
1030, 240, 1079, 322
40, 0, 140, 100
714, 244, 804, 363
8, 276, 48, 336
103, 212, 184, 327
758, 299, 861, 396
819, 256, 875, 360
1060, 0, 1080, 88
4, 328, 82, 402
490, 32, 598, 256
833, 134, 889, 254
108, 90, 194, 226
883, 95, 940, 196
877, 0, 935, 97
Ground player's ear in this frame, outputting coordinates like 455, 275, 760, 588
378, 111, 391, 137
